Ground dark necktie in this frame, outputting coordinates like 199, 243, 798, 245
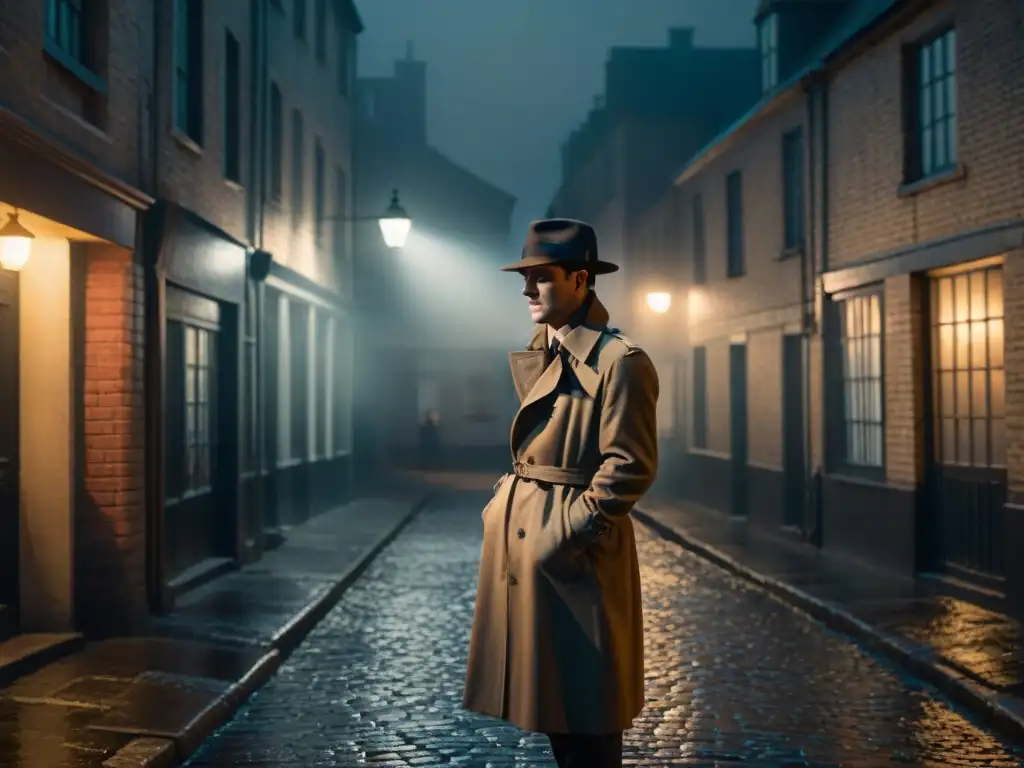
549, 337, 561, 361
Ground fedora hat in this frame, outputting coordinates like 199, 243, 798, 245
498, 218, 619, 275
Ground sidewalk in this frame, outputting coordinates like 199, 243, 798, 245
633, 496, 1024, 744
0, 477, 432, 768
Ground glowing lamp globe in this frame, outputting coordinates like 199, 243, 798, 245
378, 189, 412, 249
646, 291, 672, 314
0, 211, 34, 272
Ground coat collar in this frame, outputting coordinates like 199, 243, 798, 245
510, 293, 609, 405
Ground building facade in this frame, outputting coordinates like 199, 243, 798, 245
354, 49, 517, 474
0, 0, 362, 641
547, 28, 760, 335
666, 0, 1024, 614
146, 0, 362, 616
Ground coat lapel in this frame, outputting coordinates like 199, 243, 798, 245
509, 350, 547, 402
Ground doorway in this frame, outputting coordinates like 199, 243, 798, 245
729, 343, 749, 517
0, 270, 17, 632
782, 334, 806, 529
926, 260, 1007, 590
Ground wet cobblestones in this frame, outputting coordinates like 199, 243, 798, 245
186, 493, 1024, 766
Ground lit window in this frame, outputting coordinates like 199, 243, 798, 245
838, 292, 884, 467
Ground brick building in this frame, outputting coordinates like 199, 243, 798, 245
0, 0, 154, 643
0, 0, 362, 642
353, 49, 517, 474
547, 28, 760, 335
146, 0, 362, 614
666, 0, 1024, 613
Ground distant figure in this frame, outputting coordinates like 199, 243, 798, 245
462, 218, 660, 768
418, 410, 441, 469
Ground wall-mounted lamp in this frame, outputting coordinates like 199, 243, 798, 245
378, 189, 412, 249
0, 209, 34, 272
646, 291, 672, 314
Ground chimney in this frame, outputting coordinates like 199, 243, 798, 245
669, 27, 694, 50
393, 41, 427, 145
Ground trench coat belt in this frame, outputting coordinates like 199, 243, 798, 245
512, 461, 594, 488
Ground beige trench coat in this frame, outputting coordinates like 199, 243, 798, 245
462, 294, 659, 735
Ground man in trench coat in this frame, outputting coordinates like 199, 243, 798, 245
462, 218, 659, 767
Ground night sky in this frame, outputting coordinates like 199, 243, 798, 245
357, 1, 759, 248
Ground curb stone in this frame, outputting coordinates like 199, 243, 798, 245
107, 490, 435, 767
632, 507, 1024, 746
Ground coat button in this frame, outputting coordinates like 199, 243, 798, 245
509, 575, 518, 585
526, 456, 535, 465
517, 528, 525, 539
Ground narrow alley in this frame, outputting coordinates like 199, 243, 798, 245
184, 490, 1024, 767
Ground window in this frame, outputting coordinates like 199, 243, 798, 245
335, 166, 348, 275
758, 12, 778, 92
291, 108, 304, 227
314, 138, 325, 246
782, 127, 804, 250
242, 281, 258, 475
174, 0, 203, 143
314, 0, 326, 61
837, 292, 884, 467
692, 194, 706, 285
269, 83, 283, 200
931, 264, 1005, 467
692, 346, 708, 449
293, 0, 306, 39
46, 0, 85, 62
323, 316, 335, 456
338, 33, 351, 95
726, 171, 744, 278
289, 301, 308, 461
182, 324, 215, 493
223, 30, 241, 182
910, 28, 957, 179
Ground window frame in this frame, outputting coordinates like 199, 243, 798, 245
269, 82, 283, 200
691, 346, 708, 450
905, 26, 958, 182
829, 286, 886, 475
223, 29, 242, 182
314, 137, 326, 247
173, 0, 204, 144
725, 171, 744, 278
781, 126, 805, 252
291, 107, 304, 228
692, 193, 706, 285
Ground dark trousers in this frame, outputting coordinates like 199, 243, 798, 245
546, 732, 623, 768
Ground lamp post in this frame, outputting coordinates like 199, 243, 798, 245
0, 209, 35, 272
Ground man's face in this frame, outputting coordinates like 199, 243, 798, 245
520, 265, 588, 327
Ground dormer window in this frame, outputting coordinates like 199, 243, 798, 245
758, 12, 779, 92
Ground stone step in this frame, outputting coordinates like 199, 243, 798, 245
0, 632, 85, 688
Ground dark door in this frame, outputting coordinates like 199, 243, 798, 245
165, 290, 224, 579
729, 343, 749, 517
0, 271, 18, 623
928, 263, 1007, 590
262, 288, 280, 533
782, 334, 806, 529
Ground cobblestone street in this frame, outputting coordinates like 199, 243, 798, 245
185, 491, 1024, 767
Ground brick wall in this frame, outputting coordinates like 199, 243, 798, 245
827, 0, 1024, 268
155, 1, 251, 244
1004, 246, 1024, 494
882, 274, 926, 487
261, 1, 356, 293
77, 244, 147, 634
0, 0, 149, 188
679, 95, 806, 341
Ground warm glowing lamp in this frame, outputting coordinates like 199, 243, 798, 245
0, 210, 34, 272
646, 291, 672, 314
378, 189, 412, 249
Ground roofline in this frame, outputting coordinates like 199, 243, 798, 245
672, 0, 913, 187
343, 0, 364, 34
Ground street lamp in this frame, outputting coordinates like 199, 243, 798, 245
646, 291, 672, 314
0, 209, 35, 272
377, 189, 412, 250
